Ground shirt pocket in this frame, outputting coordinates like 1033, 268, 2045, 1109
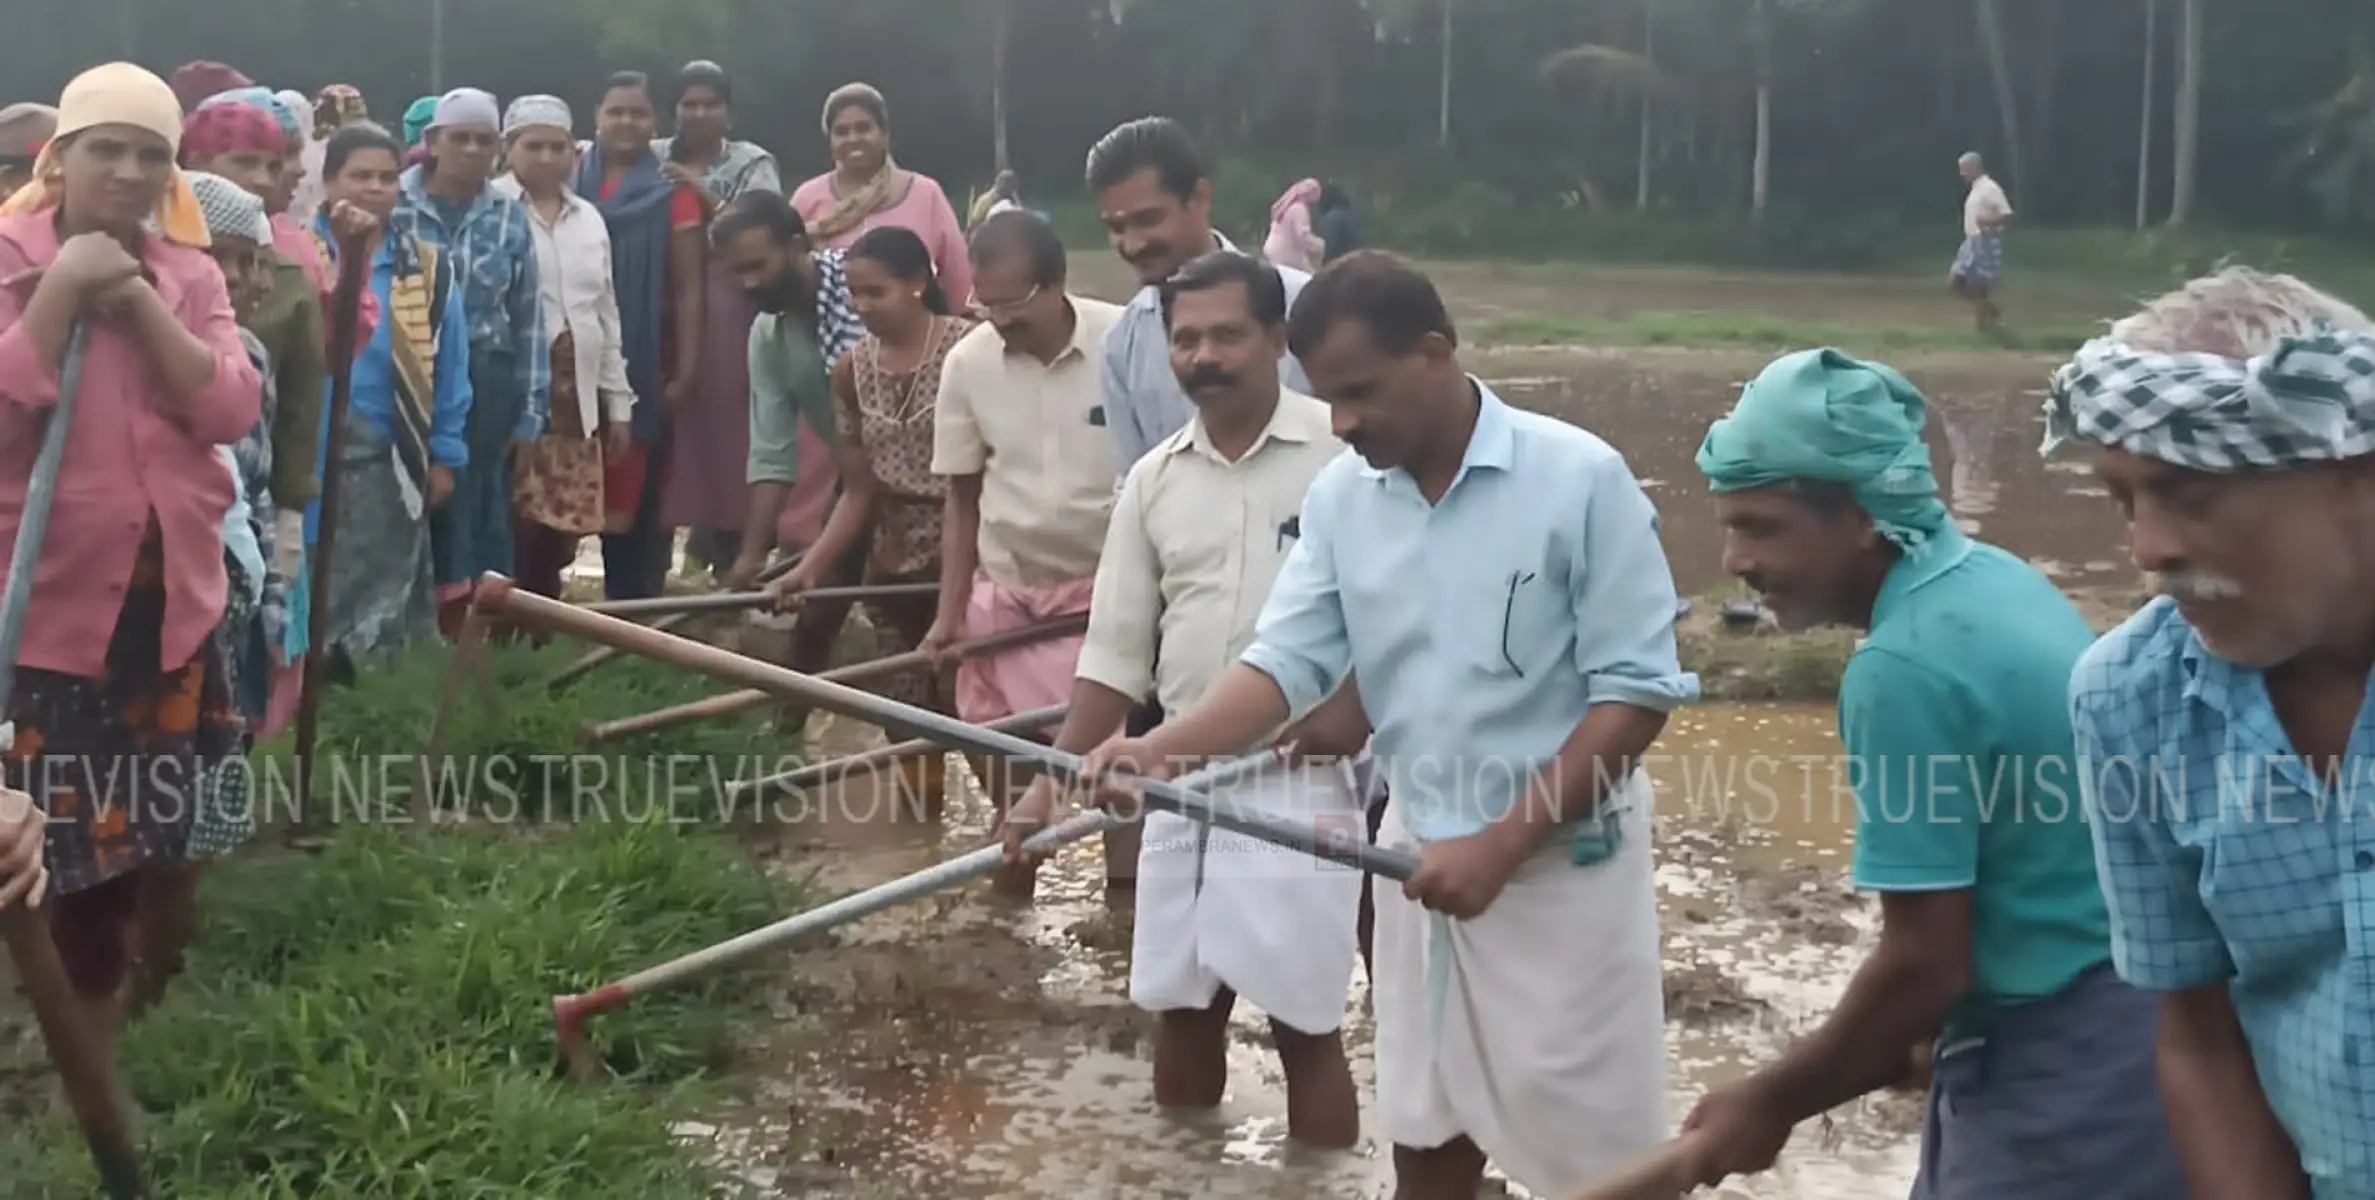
1452, 563, 1567, 680
2187, 796, 2347, 978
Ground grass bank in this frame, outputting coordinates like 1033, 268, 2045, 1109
1, 636, 808, 1198
1471, 311, 2092, 355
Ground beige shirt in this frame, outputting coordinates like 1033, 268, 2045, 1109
932, 296, 1124, 589
491, 175, 635, 432
1074, 389, 1345, 714
1964, 174, 2013, 238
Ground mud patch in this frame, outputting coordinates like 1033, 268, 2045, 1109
1664, 955, 1774, 1026
1738, 863, 1862, 947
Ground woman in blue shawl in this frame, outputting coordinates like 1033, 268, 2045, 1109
575, 70, 707, 599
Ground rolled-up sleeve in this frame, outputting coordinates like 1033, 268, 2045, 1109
931, 347, 987, 476
176, 261, 267, 445
1570, 456, 1697, 710
2072, 672, 2233, 991
745, 320, 801, 486
1241, 470, 1353, 718
1072, 466, 1159, 702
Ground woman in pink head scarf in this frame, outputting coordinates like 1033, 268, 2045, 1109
1262, 177, 1325, 271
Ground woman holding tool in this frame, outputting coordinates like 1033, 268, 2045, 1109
767, 226, 971, 799
0, 61, 262, 1059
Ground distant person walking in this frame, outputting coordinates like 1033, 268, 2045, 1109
1262, 177, 1325, 272
1949, 151, 2012, 332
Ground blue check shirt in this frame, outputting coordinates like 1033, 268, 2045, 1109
2072, 596, 2375, 1197
396, 167, 550, 438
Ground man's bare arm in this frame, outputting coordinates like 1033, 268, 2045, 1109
2159, 984, 2309, 1198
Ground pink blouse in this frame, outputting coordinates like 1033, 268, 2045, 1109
0, 214, 262, 678
790, 171, 973, 311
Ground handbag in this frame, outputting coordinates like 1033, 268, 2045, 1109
511, 329, 606, 536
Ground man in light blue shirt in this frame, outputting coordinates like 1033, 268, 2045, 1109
2050, 268, 2375, 1200
1082, 251, 1695, 1198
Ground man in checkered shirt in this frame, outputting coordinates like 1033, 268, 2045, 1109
2050, 266, 2375, 1199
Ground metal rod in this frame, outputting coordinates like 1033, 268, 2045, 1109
726, 704, 1066, 802
578, 615, 1087, 745
478, 576, 1418, 880
551, 750, 1285, 1078
583, 581, 935, 620
0, 323, 150, 1198
541, 553, 803, 692
290, 234, 372, 834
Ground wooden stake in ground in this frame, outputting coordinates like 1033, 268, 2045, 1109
0, 324, 150, 1198
289, 235, 371, 841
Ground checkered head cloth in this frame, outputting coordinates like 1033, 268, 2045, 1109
2040, 329, 2375, 471
185, 171, 271, 245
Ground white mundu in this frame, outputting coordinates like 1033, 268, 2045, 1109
1073, 388, 1365, 1035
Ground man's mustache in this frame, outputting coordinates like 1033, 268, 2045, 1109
1183, 367, 1235, 391
2148, 569, 2245, 602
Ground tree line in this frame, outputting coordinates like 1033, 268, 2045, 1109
7, 0, 2369, 235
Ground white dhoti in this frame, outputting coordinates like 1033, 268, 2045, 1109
1372, 775, 1668, 1195
1129, 760, 1367, 1035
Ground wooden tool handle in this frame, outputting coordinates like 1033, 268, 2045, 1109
1564, 1131, 1707, 1200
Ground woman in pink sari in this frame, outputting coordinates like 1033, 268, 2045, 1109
786, 84, 971, 556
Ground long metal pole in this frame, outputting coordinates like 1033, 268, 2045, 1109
477, 574, 1418, 880
290, 231, 371, 838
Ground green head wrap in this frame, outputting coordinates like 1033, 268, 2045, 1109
401, 95, 438, 148
1694, 348, 1951, 553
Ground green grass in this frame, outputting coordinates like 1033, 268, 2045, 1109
2, 636, 812, 1198
1470, 310, 2094, 355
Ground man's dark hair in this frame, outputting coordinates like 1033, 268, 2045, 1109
322, 122, 403, 178
1284, 250, 1457, 362
968, 210, 1066, 288
1159, 251, 1287, 330
710, 189, 808, 250
1083, 116, 1204, 200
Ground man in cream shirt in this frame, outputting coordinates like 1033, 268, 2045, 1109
930, 211, 1125, 895
1002, 250, 1365, 1148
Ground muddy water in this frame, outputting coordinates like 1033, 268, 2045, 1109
688, 701, 1916, 1198
1491, 357, 2131, 597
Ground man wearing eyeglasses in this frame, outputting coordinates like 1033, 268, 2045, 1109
0, 103, 58, 205
1080, 251, 1695, 1199
926, 211, 1123, 897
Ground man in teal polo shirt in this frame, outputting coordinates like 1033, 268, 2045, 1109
1668, 349, 2182, 1198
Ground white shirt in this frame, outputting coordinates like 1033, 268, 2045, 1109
1963, 174, 2013, 238
932, 297, 1124, 589
1075, 388, 1344, 715
492, 175, 635, 433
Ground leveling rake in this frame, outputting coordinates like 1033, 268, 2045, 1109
463, 575, 1420, 1073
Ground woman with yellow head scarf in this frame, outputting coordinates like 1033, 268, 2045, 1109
0, 61, 261, 1038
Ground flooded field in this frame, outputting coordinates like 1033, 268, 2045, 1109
691, 702, 1915, 1198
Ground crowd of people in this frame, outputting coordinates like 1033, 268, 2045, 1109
0, 49, 2368, 1200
